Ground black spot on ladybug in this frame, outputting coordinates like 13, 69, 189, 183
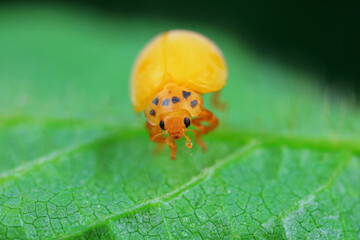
182, 91, 191, 99
162, 98, 170, 106
172, 96, 181, 104
152, 96, 159, 105
150, 109, 156, 116
190, 100, 198, 108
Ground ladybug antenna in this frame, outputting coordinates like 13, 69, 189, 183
183, 132, 192, 149
152, 130, 168, 140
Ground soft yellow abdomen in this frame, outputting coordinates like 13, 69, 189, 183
130, 30, 227, 112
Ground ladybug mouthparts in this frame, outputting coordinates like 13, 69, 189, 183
169, 131, 183, 140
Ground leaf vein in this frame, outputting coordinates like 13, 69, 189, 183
280, 153, 352, 235
0, 130, 128, 182
58, 140, 260, 239
160, 203, 172, 240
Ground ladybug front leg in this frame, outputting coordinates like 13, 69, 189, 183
165, 137, 177, 160
146, 122, 177, 159
146, 122, 166, 151
191, 108, 219, 151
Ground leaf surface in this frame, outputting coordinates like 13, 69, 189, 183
0, 6, 359, 239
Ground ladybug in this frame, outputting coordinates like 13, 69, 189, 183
130, 30, 227, 159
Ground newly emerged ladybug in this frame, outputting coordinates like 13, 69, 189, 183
130, 30, 227, 159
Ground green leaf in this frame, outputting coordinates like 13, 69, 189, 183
0, 6, 359, 240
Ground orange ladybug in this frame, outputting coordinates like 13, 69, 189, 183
130, 30, 227, 159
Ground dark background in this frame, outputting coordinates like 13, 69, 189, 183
3, 0, 360, 94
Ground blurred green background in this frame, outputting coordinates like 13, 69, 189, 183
2, 0, 359, 93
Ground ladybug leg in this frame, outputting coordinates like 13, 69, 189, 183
192, 108, 219, 134
194, 133, 207, 152
190, 108, 219, 151
165, 136, 177, 160
147, 122, 177, 159
146, 122, 166, 152
210, 91, 226, 111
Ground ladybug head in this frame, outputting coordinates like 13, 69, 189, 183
160, 111, 193, 148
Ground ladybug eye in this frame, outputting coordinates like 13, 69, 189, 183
160, 120, 165, 130
184, 118, 191, 128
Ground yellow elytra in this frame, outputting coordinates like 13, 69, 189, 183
130, 30, 227, 159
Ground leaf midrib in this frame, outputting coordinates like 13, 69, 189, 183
58, 141, 260, 239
